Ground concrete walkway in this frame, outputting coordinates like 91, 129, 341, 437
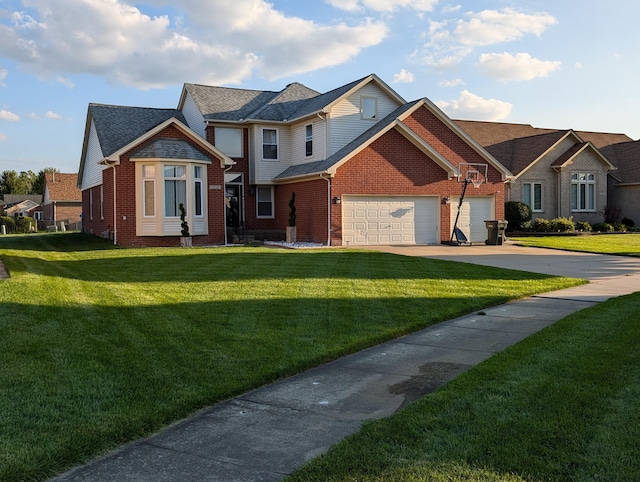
51, 244, 640, 482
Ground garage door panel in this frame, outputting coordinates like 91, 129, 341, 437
342, 196, 438, 246
450, 197, 493, 243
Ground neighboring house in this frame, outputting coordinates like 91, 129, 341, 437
455, 121, 620, 226
42, 172, 82, 228
2, 195, 43, 218
78, 74, 512, 247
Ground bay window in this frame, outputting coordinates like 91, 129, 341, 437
164, 165, 187, 217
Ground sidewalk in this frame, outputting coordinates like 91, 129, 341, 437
51, 245, 640, 481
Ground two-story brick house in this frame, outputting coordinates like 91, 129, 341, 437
78, 74, 511, 247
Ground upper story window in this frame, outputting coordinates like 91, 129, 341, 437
361, 96, 378, 120
305, 124, 313, 157
214, 127, 243, 158
262, 128, 278, 160
523, 182, 542, 212
164, 165, 187, 217
571, 172, 596, 211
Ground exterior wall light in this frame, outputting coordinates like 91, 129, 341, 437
333, 196, 341, 204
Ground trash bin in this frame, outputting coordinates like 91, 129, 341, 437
485, 220, 508, 245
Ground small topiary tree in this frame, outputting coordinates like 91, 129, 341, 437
179, 203, 190, 236
288, 192, 296, 227
504, 201, 531, 231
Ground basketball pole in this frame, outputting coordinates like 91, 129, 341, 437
450, 178, 471, 245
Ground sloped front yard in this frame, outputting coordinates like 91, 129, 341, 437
0, 233, 583, 481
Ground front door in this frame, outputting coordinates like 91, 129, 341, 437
224, 173, 244, 232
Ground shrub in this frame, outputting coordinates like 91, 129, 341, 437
575, 221, 592, 232
622, 217, 635, 228
550, 217, 575, 232
603, 205, 622, 224
592, 222, 614, 233
504, 201, 531, 231
531, 218, 551, 232
614, 222, 627, 233
0, 216, 16, 233
15, 216, 35, 234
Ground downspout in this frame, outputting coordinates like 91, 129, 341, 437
320, 173, 331, 246
110, 163, 117, 245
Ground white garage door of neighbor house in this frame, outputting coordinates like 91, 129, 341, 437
450, 197, 494, 243
342, 196, 439, 245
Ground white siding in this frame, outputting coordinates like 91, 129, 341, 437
80, 121, 107, 190
181, 92, 206, 139
329, 83, 402, 155
253, 125, 293, 184
291, 117, 327, 165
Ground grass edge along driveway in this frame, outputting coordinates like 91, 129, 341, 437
0, 233, 583, 481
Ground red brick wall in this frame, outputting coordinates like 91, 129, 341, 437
276, 180, 329, 243
83, 124, 227, 247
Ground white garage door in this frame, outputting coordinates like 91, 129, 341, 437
342, 196, 439, 245
450, 197, 494, 243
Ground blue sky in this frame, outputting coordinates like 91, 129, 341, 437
1, 0, 639, 174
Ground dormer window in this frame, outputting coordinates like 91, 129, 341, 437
361, 97, 378, 120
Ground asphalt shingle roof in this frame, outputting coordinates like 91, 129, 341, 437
89, 104, 187, 157
130, 139, 210, 161
44, 173, 81, 202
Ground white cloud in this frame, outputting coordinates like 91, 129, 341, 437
454, 8, 557, 47
436, 90, 512, 121
28, 112, 40, 119
45, 111, 63, 119
392, 69, 415, 83
0, 0, 389, 88
0, 109, 20, 121
0, 132, 7, 141
422, 8, 557, 69
439, 78, 465, 87
325, 0, 438, 12
479, 52, 560, 81
0, 67, 7, 86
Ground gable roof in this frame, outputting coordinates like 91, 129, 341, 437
455, 120, 620, 177
44, 173, 81, 202
3, 194, 43, 205
274, 98, 510, 182
180, 74, 407, 125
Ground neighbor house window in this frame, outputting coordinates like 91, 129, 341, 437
262, 128, 278, 160
361, 97, 378, 119
523, 182, 542, 212
164, 165, 187, 217
571, 173, 595, 211
194, 166, 203, 217
256, 186, 274, 218
214, 127, 243, 158
142, 165, 156, 217
305, 124, 313, 157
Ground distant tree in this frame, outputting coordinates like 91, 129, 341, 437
0, 170, 34, 197
31, 167, 59, 195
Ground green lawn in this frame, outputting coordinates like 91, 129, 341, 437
509, 233, 640, 256
289, 291, 640, 481
0, 233, 583, 481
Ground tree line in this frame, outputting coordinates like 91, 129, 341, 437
0, 168, 59, 198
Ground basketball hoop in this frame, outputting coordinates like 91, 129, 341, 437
449, 162, 488, 245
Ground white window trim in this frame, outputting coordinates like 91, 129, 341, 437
194, 166, 204, 218
256, 186, 274, 219
261, 127, 279, 161
571, 172, 596, 212
305, 124, 313, 158
361, 96, 378, 120
523, 182, 543, 212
